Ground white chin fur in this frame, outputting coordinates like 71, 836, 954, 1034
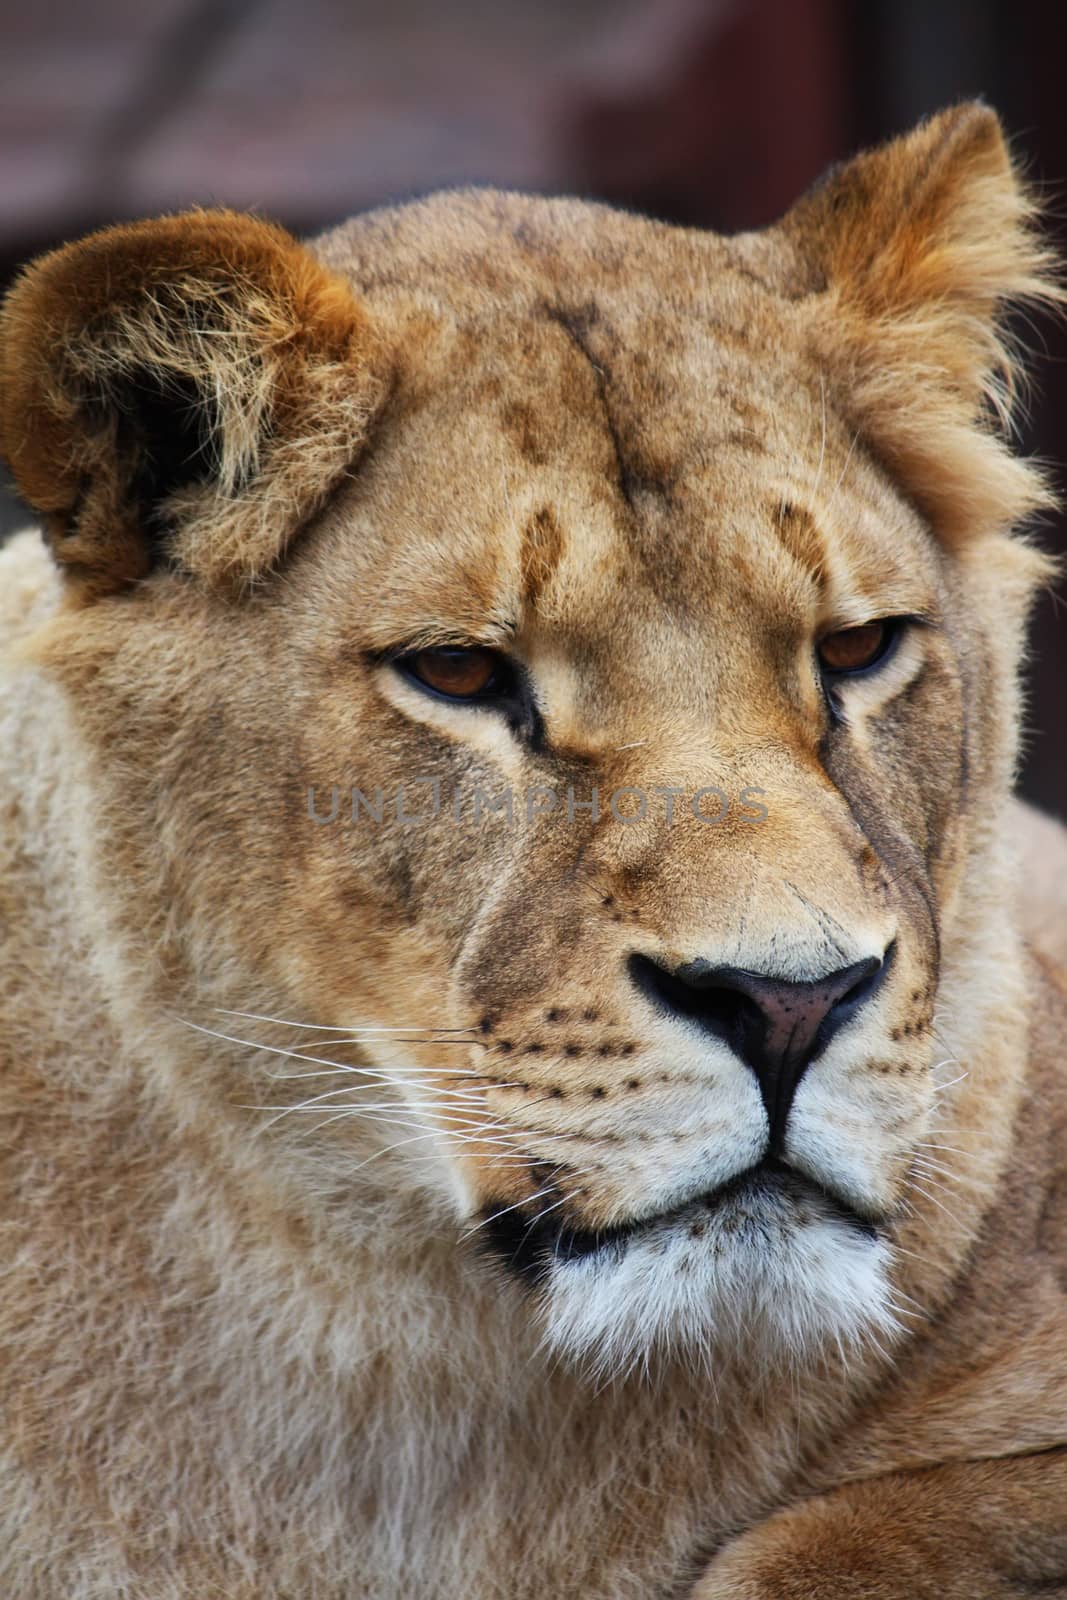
538, 1187, 900, 1381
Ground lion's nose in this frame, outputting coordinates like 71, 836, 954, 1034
628, 951, 889, 1145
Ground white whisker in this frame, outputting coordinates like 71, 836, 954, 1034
460, 1187, 557, 1241
262, 1067, 506, 1102
213, 1006, 478, 1036
908, 1179, 964, 1230
348, 1127, 524, 1175
929, 1070, 969, 1095
281, 1032, 485, 1052
178, 1018, 492, 1084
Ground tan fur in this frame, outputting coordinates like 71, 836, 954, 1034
1, 103, 1065, 1598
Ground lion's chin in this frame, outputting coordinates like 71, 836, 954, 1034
525, 1169, 902, 1380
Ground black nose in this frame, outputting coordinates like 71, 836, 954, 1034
629, 950, 889, 1145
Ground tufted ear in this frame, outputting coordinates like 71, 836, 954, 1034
0, 209, 388, 596
777, 102, 1063, 543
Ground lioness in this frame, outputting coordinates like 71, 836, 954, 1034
0, 101, 1065, 1599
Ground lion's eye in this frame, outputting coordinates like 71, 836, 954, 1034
397, 646, 511, 702
817, 621, 897, 676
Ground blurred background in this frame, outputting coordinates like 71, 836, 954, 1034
1, 0, 1064, 818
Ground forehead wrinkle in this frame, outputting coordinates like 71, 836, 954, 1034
520, 502, 567, 612
769, 499, 829, 593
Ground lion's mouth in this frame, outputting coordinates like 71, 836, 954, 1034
478, 1159, 880, 1284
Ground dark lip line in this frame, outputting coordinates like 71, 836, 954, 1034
478, 1158, 881, 1284
550, 1159, 881, 1264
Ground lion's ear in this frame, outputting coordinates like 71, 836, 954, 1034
777, 102, 1063, 541
0, 210, 386, 595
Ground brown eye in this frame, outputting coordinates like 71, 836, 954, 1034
401, 646, 507, 701
817, 621, 894, 675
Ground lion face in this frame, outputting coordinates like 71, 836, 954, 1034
1, 105, 1055, 1372
269, 323, 958, 1368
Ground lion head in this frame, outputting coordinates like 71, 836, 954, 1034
1, 104, 1057, 1375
